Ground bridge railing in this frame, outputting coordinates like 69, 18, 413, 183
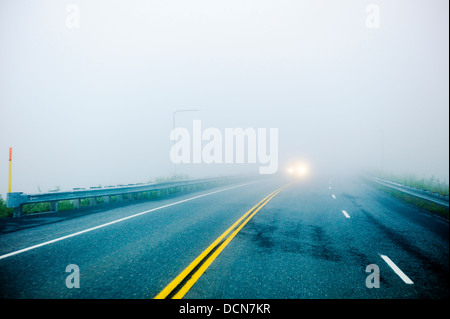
6, 175, 250, 217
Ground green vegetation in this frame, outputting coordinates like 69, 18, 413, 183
23, 202, 51, 214
372, 184, 449, 219
0, 195, 14, 218
0, 176, 194, 218
369, 170, 449, 219
371, 170, 449, 196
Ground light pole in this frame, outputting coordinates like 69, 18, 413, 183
172, 109, 199, 176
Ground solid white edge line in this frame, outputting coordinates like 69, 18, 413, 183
380, 254, 414, 284
0, 181, 259, 261
341, 210, 350, 218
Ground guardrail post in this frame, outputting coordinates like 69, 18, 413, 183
13, 205, 22, 218
50, 201, 58, 212
4, 176, 245, 217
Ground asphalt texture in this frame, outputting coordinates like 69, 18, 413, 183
0, 175, 448, 299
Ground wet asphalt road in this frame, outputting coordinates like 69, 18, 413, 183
0, 174, 448, 299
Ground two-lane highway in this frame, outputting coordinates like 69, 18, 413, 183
182, 176, 449, 299
0, 175, 448, 299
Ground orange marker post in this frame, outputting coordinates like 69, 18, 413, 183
8, 147, 12, 193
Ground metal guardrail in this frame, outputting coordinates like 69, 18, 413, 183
365, 175, 449, 208
6, 175, 250, 217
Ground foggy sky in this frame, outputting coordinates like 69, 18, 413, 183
0, 0, 448, 197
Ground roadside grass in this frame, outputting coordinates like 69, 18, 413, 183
368, 172, 449, 220
0, 174, 192, 218
0, 195, 13, 218
371, 170, 449, 196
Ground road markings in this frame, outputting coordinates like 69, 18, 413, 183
380, 254, 414, 284
341, 210, 350, 218
0, 181, 260, 261
155, 183, 291, 299
331, 194, 336, 199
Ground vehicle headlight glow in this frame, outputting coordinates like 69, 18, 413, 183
286, 162, 310, 177
297, 165, 308, 175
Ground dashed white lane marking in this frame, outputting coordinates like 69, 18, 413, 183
380, 254, 414, 284
331, 194, 336, 199
341, 210, 350, 218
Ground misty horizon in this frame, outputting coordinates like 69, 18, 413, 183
0, 0, 448, 198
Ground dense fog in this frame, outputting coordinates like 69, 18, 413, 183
0, 0, 448, 197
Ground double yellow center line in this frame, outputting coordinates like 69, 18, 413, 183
154, 183, 291, 299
